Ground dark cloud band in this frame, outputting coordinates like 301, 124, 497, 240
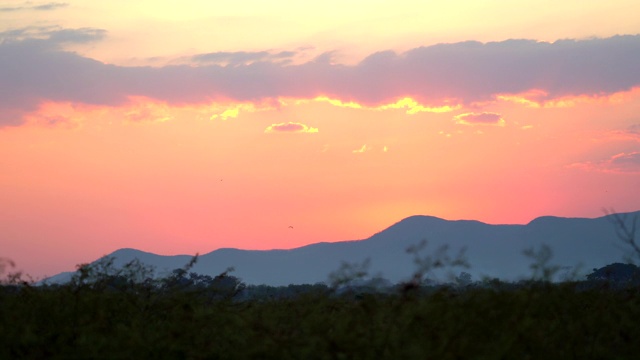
1, 30, 639, 126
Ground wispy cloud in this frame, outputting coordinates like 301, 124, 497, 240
496, 89, 635, 109
610, 152, 640, 170
192, 50, 296, 66
29, 114, 75, 128
303, 96, 460, 114
0, 26, 106, 44
569, 151, 640, 174
352, 144, 371, 153
125, 102, 172, 123
626, 124, 640, 135
598, 123, 640, 143
0, 2, 68, 12
454, 112, 505, 126
616, 123, 640, 141
264, 122, 318, 133
209, 102, 276, 121
210, 108, 239, 121
2, 31, 640, 126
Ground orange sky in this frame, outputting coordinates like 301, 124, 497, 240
1, 0, 639, 279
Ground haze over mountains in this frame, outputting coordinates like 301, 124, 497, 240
45, 211, 640, 286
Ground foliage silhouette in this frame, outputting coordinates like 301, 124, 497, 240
3, 213, 640, 358
605, 209, 640, 263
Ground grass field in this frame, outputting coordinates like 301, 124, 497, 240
2, 260, 640, 359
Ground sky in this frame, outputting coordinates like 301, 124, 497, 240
1, 0, 639, 279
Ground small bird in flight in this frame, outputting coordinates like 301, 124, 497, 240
288, 226, 294, 229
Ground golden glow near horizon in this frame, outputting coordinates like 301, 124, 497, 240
293, 97, 461, 114
1, 0, 640, 278
496, 88, 640, 109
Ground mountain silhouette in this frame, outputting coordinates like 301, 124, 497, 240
43, 211, 640, 286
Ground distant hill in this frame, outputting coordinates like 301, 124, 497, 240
43, 211, 640, 286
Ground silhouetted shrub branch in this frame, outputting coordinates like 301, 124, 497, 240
605, 209, 640, 262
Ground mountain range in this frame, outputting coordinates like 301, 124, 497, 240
44, 211, 640, 286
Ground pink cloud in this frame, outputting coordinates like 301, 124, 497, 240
2, 29, 640, 126
264, 122, 318, 133
610, 152, 640, 170
454, 112, 505, 126
627, 124, 640, 135
570, 152, 640, 174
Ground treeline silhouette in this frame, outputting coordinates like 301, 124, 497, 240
1, 212, 639, 358
1, 254, 640, 358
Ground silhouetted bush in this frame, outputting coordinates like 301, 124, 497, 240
2, 258, 640, 358
2, 213, 640, 358
587, 263, 640, 282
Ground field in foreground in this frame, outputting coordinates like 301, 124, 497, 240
2, 276, 640, 359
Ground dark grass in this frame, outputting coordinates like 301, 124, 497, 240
1, 280, 640, 359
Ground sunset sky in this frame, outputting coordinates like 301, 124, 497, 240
1, 0, 639, 279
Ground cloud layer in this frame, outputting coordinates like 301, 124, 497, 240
454, 112, 505, 126
571, 151, 640, 174
0, 2, 68, 12
2, 29, 640, 125
264, 122, 318, 133
192, 50, 296, 66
